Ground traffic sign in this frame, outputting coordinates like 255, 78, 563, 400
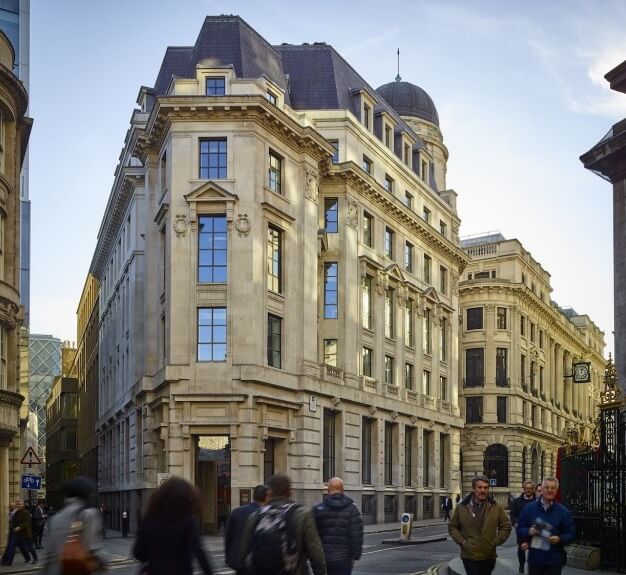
21, 475, 41, 490
20, 447, 41, 465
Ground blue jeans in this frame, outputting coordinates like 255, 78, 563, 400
1, 531, 30, 564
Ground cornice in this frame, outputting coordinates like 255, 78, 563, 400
135, 95, 335, 166
0, 63, 27, 118
326, 162, 470, 272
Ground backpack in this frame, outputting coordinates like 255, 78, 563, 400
246, 503, 300, 575
59, 511, 99, 575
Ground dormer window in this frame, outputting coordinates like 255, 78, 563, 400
384, 124, 392, 149
403, 143, 411, 166
363, 103, 371, 129
267, 90, 277, 105
421, 160, 428, 182
206, 77, 225, 96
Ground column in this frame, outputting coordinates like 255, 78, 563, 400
555, 345, 563, 407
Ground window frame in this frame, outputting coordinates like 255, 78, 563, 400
267, 313, 282, 368
199, 138, 227, 179
205, 76, 226, 96
266, 224, 282, 293
268, 149, 283, 194
197, 307, 227, 362
324, 198, 339, 233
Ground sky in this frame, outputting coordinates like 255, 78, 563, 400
29, 0, 626, 355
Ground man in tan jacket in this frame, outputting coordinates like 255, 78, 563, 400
449, 475, 512, 575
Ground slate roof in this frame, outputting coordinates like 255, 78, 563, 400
376, 80, 440, 126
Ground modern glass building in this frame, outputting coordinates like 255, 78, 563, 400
29, 334, 62, 457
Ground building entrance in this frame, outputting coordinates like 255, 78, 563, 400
196, 435, 231, 535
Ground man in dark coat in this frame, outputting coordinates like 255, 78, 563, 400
442, 495, 454, 522
312, 477, 364, 575
224, 484, 268, 574
511, 481, 536, 573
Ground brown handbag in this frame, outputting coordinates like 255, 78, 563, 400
59, 515, 99, 575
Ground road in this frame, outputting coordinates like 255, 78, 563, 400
99, 524, 517, 575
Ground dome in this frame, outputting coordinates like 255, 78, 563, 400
376, 80, 439, 127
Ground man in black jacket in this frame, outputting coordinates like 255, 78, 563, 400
225, 485, 268, 574
510, 480, 535, 574
312, 477, 364, 575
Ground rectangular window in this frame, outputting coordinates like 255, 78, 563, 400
330, 140, 339, 164
405, 242, 413, 272
362, 276, 372, 330
198, 215, 228, 283
384, 355, 394, 385
362, 347, 373, 377
423, 369, 431, 396
440, 266, 447, 294
497, 307, 507, 329
423, 430, 431, 487
521, 315, 526, 336
405, 426, 413, 485
324, 198, 339, 233
324, 339, 337, 366
264, 438, 275, 483
405, 300, 414, 347
521, 354, 526, 387
539, 330, 544, 349
440, 376, 448, 401
404, 363, 414, 390
324, 263, 338, 319
404, 143, 411, 166
362, 417, 372, 484
198, 307, 227, 361
363, 104, 371, 129
384, 422, 394, 485
268, 150, 282, 194
363, 212, 373, 247
267, 90, 277, 105
466, 396, 483, 423
423, 308, 432, 354
384, 174, 394, 193
466, 307, 483, 330
267, 314, 282, 368
440, 220, 447, 237
540, 365, 545, 393
530, 322, 536, 342
423, 206, 431, 223
384, 227, 394, 258
323, 409, 336, 481
404, 191, 413, 209
423, 254, 432, 284
440, 316, 447, 362
384, 124, 392, 148
440, 434, 448, 489
205, 76, 225, 95
199, 138, 227, 179
266, 225, 282, 293
160, 150, 167, 194
497, 397, 507, 423
465, 348, 484, 387
421, 160, 428, 181
385, 288, 394, 338
363, 155, 372, 174
496, 348, 508, 386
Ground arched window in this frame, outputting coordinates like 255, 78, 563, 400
541, 451, 545, 480
483, 444, 508, 487
522, 446, 527, 480
531, 448, 540, 484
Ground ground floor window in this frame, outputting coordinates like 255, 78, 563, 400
484, 443, 508, 488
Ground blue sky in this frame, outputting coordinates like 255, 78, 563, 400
30, 0, 626, 354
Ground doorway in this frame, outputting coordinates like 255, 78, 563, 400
196, 435, 231, 535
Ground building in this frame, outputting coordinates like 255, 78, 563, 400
45, 346, 78, 509
458, 233, 605, 499
88, 15, 469, 533
580, 60, 626, 393
0, 26, 31, 548
74, 274, 99, 482
29, 334, 62, 459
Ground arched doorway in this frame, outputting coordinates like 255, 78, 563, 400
531, 447, 540, 484
483, 444, 508, 487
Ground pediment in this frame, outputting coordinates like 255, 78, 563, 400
422, 286, 441, 304
184, 181, 238, 203
384, 263, 407, 283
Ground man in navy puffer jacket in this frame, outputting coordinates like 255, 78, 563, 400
517, 477, 575, 575
313, 478, 364, 575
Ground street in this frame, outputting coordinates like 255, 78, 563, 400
94, 524, 517, 575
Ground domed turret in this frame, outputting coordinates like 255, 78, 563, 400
376, 80, 439, 127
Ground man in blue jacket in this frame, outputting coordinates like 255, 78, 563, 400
225, 485, 269, 574
517, 477, 575, 575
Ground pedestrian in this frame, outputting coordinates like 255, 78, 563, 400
99, 504, 106, 538
511, 481, 536, 574
225, 484, 269, 574
122, 509, 129, 538
312, 477, 363, 575
31, 500, 45, 549
517, 476, 575, 575
448, 474, 512, 575
456, 493, 461, 505
12, 500, 38, 565
240, 473, 327, 575
535, 485, 543, 500
41, 477, 106, 575
442, 494, 454, 522
1, 501, 30, 565
133, 477, 213, 575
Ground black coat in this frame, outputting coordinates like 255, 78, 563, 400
224, 502, 260, 570
510, 494, 536, 544
312, 493, 364, 563
133, 517, 213, 575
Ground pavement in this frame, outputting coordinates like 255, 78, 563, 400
448, 545, 620, 575
0, 517, 447, 574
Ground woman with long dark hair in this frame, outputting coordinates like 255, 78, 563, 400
133, 477, 213, 575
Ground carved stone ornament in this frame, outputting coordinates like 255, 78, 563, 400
173, 214, 189, 237
234, 213, 251, 237
346, 198, 358, 229
331, 396, 341, 407
390, 411, 398, 421
304, 167, 319, 203
369, 405, 378, 416
410, 415, 418, 424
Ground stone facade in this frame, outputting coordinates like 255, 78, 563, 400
88, 16, 469, 534
458, 234, 605, 501
0, 29, 31, 548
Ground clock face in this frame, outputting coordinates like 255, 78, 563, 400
573, 363, 590, 383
